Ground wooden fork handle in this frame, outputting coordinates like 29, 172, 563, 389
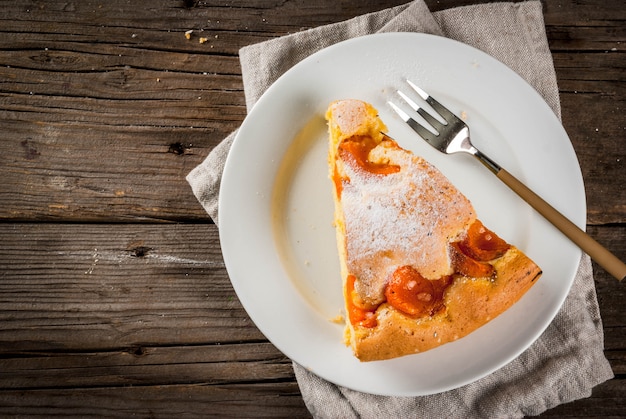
497, 168, 626, 281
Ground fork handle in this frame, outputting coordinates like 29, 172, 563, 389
495, 167, 626, 281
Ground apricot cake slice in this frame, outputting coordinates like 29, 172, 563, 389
326, 99, 542, 362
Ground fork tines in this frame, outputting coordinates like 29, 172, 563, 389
388, 80, 463, 142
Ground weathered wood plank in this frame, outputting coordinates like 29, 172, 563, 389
0, 383, 310, 418
0, 120, 219, 222
0, 223, 266, 352
0, 343, 293, 389
0, 0, 411, 47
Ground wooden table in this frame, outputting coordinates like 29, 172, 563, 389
0, 0, 623, 416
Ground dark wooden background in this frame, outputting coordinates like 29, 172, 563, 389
0, 0, 624, 416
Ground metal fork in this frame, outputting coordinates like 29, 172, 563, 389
388, 80, 626, 281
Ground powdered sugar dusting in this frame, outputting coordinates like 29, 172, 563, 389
341, 142, 475, 304
329, 100, 367, 136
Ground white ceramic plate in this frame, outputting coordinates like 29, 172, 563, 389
219, 33, 584, 396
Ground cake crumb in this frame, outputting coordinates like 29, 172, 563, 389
184, 30, 193, 40
199, 37, 208, 44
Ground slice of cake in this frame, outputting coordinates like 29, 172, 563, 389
326, 99, 542, 362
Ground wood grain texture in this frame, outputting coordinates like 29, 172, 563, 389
0, 224, 260, 353
0, 384, 309, 418
0, 0, 623, 223
0, 223, 624, 417
0, 0, 624, 417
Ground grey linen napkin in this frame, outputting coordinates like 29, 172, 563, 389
186, 1, 614, 417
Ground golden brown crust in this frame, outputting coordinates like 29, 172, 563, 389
326, 99, 542, 362
350, 248, 542, 361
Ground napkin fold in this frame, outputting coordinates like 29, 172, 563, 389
186, 1, 613, 417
